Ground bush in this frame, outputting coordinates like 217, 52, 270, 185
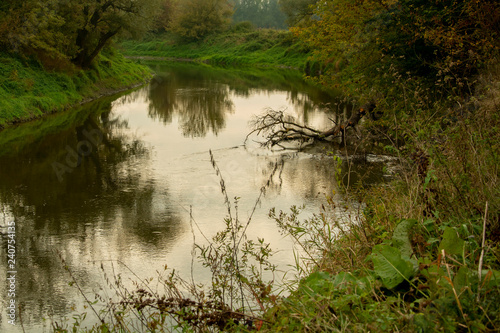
231, 21, 254, 33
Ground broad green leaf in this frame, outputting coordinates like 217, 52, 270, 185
453, 266, 473, 293
300, 271, 373, 295
332, 271, 372, 293
392, 219, 416, 257
439, 227, 464, 256
371, 244, 415, 289
392, 219, 418, 271
299, 271, 333, 294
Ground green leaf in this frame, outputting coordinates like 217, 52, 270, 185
300, 271, 373, 295
438, 227, 464, 256
392, 219, 416, 258
371, 244, 415, 289
453, 266, 473, 293
299, 271, 333, 294
392, 219, 418, 271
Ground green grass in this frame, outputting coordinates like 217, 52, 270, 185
0, 49, 152, 128
119, 28, 311, 70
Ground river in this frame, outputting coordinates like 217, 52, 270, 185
0, 62, 389, 332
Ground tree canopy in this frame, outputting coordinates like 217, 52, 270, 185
291, 0, 500, 91
0, 0, 162, 68
278, 0, 317, 27
233, 0, 287, 29
169, 0, 233, 40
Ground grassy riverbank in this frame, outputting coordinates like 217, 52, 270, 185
119, 27, 311, 70
0, 49, 151, 129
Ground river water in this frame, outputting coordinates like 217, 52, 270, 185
0, 63, 388, 332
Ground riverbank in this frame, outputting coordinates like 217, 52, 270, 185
0, 50, 152, 129
119, 27, 311, 70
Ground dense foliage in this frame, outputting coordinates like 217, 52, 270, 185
278, 0, 316, 27
168, 0, 234, 40
293, 0, 500, 92
0, 0, 162, 69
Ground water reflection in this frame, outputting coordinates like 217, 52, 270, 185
147, 73, 233, 137
0, 97, 183, 330
142, 63, 338, 136
0, 62, 379, 332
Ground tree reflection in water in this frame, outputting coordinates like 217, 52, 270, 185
0, 97, 182, 328
143, 62, 344, 138
147, 72, 234, 137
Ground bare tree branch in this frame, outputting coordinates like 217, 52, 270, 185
246, 103, 377, 148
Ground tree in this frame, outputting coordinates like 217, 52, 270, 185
292, 0, 500, 92
69, 0, 163, 68
291, 0, 389, 89
278, 0, 317, 27
169, 0, 233, 40
0, 0, 71, 59
386, 0, 500, 80
233, 0, 287, 29
154, 0, 175, 32
0, 0, 162, 69
247, 102, 377, 149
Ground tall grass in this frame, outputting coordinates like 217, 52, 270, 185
119, 28, 311, 70
55, 152, 285, 332
0, 49, 151, 128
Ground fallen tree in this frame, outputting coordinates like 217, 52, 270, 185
246, 102, 377, 148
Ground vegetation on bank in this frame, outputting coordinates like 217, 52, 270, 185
0, 50, 151, 128
258, 62, 500, 331
253, 1, 500, 330
120, 26, 311, 70
0, 0, 162, 128
74, 1, 499, 332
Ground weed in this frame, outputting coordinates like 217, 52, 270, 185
57, 151, 286, 332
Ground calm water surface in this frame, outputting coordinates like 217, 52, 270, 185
0, 63, 385, 332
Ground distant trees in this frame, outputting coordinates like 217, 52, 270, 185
291, 0, 500, 90
233, 0, 287, 29
154, 0, 175, 32
0, 0, 162, 68
169, 0, 233, 40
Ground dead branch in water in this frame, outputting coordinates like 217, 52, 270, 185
246, 102, 377, 148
